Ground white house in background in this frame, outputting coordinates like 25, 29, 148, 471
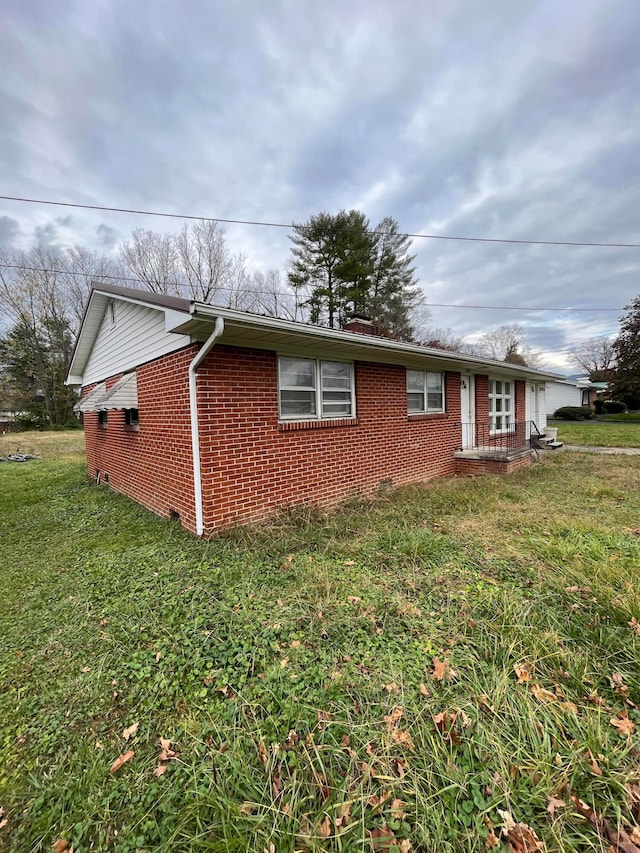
545, 378, 596, 417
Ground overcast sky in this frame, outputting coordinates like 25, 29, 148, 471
2, 0, 640, 372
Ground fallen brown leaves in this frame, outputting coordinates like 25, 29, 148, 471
317, 815, 331, 838
391, 729, 415, 750
497, 809, 544, 852
529, 684, 557, 704
122, 721, 139, 742
368, 824, 411, 851
571, 796, 640, 853
610, 711, 636, 736
52, 841, 72, 853
514, 662, 533, 683
432, 657, 456, 681
154, 737, 179, 777
432, 709, 471, 746
109, 749, 135, 774
546, 796, 567, 818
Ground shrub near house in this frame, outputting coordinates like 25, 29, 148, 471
553, 406, 595, 420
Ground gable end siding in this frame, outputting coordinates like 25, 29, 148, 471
82, 300, 190, 386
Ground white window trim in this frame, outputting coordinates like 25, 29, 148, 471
278, 356, 356, 421
488, 376, 514, 433
406, 370, 445, 414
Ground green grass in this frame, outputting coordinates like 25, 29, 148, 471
1, 436, 640, 852
599, 412, 640, 422
550, 420, 640, 448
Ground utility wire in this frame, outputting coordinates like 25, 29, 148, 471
2, 194, 640, 249
0, 261, 624, 312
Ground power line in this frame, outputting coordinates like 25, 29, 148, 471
428, 302, 620, 312
0, 261, 624, 312
2, 194, 640, 249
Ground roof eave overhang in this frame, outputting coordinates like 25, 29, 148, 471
169, 303, 563, 382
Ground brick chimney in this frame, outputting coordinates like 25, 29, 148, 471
342, 315, 380, 336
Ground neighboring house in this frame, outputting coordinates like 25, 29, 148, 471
545, 378, 605, 416
67, 283, 562, 537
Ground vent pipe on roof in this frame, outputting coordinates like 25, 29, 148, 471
189, 316, 224, 536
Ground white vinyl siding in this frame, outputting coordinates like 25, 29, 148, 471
278, 357, 354, 420
407, 370, 444, 413
545, 381, 583, 416
83, 301, 190, 386
489, 378, 513, 431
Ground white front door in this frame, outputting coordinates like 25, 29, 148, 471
460, 373, 475, 448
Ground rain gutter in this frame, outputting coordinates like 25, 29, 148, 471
189, 316, 224, 536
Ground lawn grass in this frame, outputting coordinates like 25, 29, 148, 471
549, 420, 640, 448
0, 428, 86, 459
1, 438, 639, 852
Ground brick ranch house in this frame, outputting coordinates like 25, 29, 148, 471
67, 283, 560, 537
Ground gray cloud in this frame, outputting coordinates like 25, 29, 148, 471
34, 221, 60, 247
96, 223, 118, 248
1, 0, 639, 371
0, 215, 20, 247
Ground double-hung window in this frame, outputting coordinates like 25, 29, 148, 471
279, 357, 354, 420
489, 378, 513, 431
406, 370, 445, 414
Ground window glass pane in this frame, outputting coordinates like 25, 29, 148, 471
408, 392, 425, 412
322, 389, 351, 417
426, 372, 442, 393
495, 398, 502, 412
495, 415, 502, 429
279, 357, 315, 388
406, 370, 424, 392
280, 390, 316, 416
321, 361, 351, 389
322, 391, 351, 403
489, 380, 495, 394
322, 403, 352, 415
503, 382, 511, 395
495, 380, 502, 394
427, 393, 443, 411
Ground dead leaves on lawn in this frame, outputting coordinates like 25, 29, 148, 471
514, 662, 534, 683
571, 796, 640, 853
109, 749, 135, 774
121, 721, 139, 742
496, 809, 545, 852
432, 656, 456, 681
610, 710, 636, 736
154, 736, 179, 776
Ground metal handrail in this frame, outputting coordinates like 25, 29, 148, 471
459, 421, 534, 453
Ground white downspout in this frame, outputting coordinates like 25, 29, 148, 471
189, 316, 224, 536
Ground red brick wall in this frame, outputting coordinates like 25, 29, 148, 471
515, 380, 525, 421
475, 375, 490, 423
83, 345, 199, 532
454, 454, 532, 476
194, 346, 463, 532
